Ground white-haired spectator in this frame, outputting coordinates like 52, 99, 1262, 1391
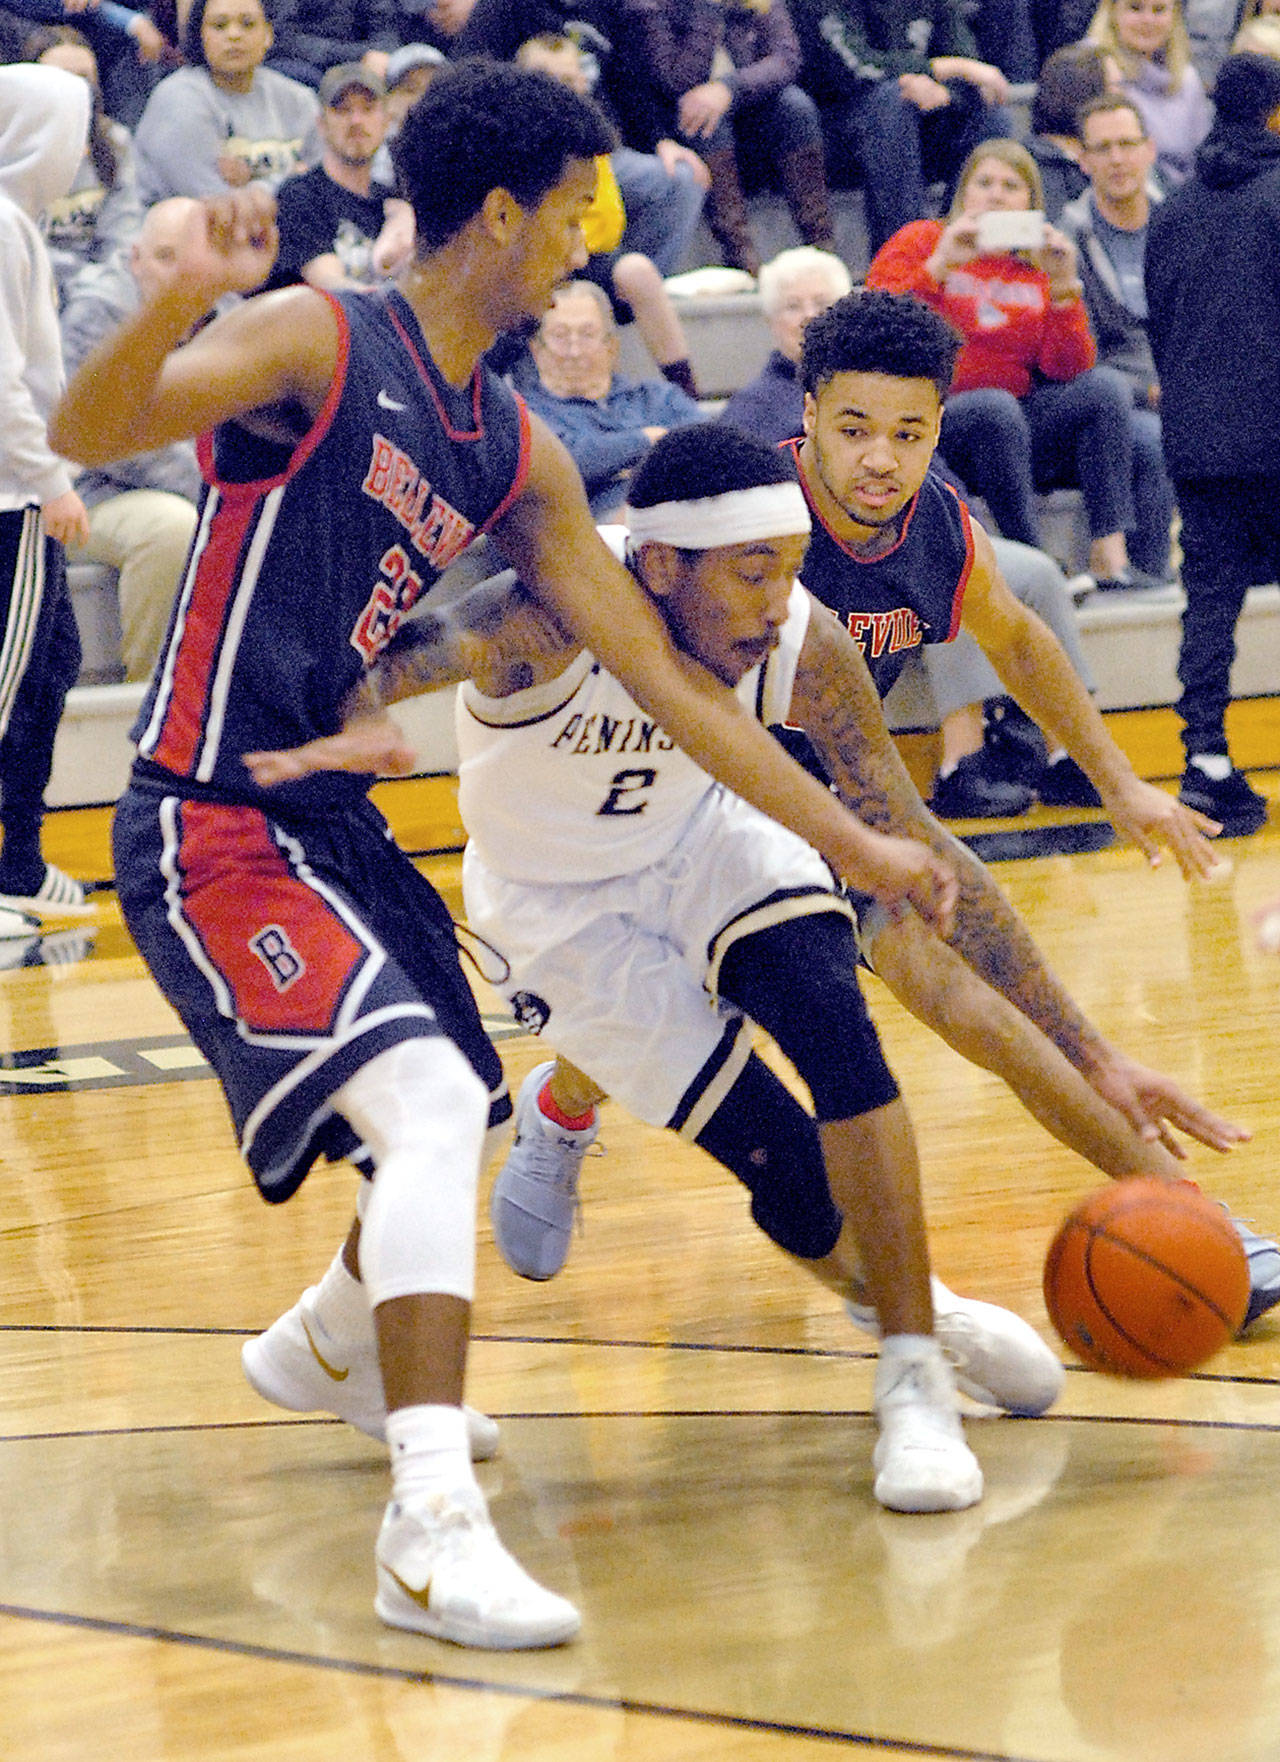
720, 246, 852, 445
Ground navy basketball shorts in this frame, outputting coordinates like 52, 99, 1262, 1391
113, 782, 508, 1201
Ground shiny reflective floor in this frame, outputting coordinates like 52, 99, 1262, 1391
5, 771, 1280, 1762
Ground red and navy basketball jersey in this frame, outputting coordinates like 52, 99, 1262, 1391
782, 442, 976, 700
131, 287, 531, 816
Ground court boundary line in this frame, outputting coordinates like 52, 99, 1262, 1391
0, 1598, 1064, 1761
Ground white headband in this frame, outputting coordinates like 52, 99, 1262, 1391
624, 482, 811, 550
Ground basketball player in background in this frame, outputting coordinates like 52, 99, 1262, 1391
51, 65, 955, 1650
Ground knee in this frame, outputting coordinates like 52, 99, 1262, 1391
1076, 366, 1131, 421
775, 83, 822, 144
612, 250, 660, 301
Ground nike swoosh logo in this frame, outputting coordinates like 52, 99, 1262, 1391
301, 1316, 350, 1382
377, 389, 407, 412
386, 1563, 432, 1610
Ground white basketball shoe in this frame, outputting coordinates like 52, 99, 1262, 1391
872, 1340, 984, 1513
847, 1276, 1064, 1416
375, 1487, 581, 1649
242, 1287, 500, 1460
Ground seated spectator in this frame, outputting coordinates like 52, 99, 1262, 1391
2, 0, 169, 125
383, 40, 446, 128
264, 0, 400, 87
515, 32, 700, 393
450, 0, 712, 275
267, 63, 411, 288
1086, 0, 1211, 185
519, 280, 702, 517
620, 0, 837, 277
790, 0, 1011, 256
28, 27, 142, 303
1059, 94, 1176, 582
719, 245, 852, 444
133, 0, 318, 204
1027, 41, 1118, 219
967, 0, 1040, 79
867, 138, 1164, 592
58, 197, 203, 681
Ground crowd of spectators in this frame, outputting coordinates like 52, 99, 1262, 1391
2, 0, 1279, 842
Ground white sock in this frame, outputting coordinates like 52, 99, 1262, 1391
309, 1248, 373, 1347
386, 1403, 477, 1503
878, 1332, 939, 1366
1045, 747, 1067, 766
1191, 753, 1231, 781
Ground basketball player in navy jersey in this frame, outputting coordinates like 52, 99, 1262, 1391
52, 66, 962, 1650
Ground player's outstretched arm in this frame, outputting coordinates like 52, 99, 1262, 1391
789, 596, 1246, 1153
493, 416, 955, 919
243, 576, 579, 786
958, 526, 1222, 880
50, 191, 334, 463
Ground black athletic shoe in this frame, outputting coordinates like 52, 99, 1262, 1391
1178, 765, 1269, 837
1035, 754, 1103, 808
982, 697, 1046, 783
930, 750, 1036, 819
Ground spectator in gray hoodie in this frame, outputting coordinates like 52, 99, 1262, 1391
0, 64, 95, 918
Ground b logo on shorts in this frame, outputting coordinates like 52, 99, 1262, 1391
511, 990, 551, 1033
250, 924, 307, 992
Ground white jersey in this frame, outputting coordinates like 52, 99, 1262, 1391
456, 555, 812, 886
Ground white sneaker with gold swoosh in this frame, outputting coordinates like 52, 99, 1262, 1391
241, 1287, 500, 1459
375, 1488, 581, 1649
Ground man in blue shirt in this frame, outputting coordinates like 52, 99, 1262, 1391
521, 279, 701, 516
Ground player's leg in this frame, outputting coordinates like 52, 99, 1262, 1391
114, 792, 572, 1648
712, 912, 983, 1512
330, 1036, 579, 1649
491, 1055, 605, 1279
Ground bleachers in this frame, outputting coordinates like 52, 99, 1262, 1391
52, 235, 1279, 807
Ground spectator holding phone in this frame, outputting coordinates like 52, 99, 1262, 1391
867, 138, 1152, 591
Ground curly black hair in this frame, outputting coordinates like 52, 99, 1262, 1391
801, 289, 960, 401
392, 58, 615, 253
628, 423, 796, 510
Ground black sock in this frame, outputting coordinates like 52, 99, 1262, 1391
661, 358, 699, 399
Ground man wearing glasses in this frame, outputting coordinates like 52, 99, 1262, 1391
1059, 92, 1177, 593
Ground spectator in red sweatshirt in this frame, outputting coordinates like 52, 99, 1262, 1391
867, 137, 1148, 590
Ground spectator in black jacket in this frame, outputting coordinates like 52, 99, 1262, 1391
790, 0, 1011, 253
619, 0, 837, 276
266, 0, 400, 86
1145, 51, 1280, 833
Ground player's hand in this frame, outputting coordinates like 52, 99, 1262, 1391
170, 189, 279, 307
1087, 1053, 1249, 1157
849, 830, 958, 938
244, 711, 416, 786
1099, 775, 1223, 880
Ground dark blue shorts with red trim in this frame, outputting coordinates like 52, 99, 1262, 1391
113, 778, 508, 1202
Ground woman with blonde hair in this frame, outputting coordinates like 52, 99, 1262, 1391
867, 138, 1164, 592
1086, 0, 1211, 182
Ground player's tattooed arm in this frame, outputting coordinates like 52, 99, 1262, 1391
354, 572, 580, 712
790, 598, 1112, 1072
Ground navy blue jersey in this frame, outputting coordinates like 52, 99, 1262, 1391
132, 286, 531, 818
782, 441, 976, 701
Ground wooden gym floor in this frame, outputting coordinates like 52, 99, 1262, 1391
5, 704, 1280, 1762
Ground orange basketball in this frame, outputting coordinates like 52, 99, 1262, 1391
1043, 1178, 1249, 1377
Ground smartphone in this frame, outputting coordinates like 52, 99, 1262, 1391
975, 209, 1046, 253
